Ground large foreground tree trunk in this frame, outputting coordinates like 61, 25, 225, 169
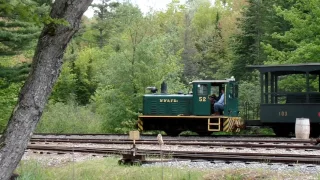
0, 1, 93, 179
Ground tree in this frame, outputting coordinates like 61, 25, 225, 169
0, 0, 51, 55
0, 0, 92, 179
262, 0, 320, 64
231, 0, 294, 81
91, 3, 184, 132
91, 0, 119, 48
0, 0, 51, 131
230, 0, 266, 81
191, 0, 235, 80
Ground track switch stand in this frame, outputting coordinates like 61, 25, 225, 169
118, 131, 145, 166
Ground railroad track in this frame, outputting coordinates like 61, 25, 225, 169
27, 145, 320, 165
30, 137, 320, 150
32, 133, 279, 138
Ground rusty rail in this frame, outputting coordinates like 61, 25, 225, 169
27, 145, 320, 165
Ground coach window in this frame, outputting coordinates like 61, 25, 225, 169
197, 84, 208, 95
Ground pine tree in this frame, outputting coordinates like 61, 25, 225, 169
91, 0, 119, 48
0, 0, 50, 55
231, 0, 294, 81
0, 20, 40, 55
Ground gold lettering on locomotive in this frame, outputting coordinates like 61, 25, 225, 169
199, 97, 207, 102
159, 99, 179, 103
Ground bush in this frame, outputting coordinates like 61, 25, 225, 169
36, 101, 104, 133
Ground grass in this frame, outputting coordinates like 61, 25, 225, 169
15, 156, 320, 180
16, 157, 204, 180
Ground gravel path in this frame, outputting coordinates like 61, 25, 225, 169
144, 160, 320, 180
21, 151, 104, 166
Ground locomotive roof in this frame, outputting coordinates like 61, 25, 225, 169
247, 63, 320, 74
191, 79, 235, 83
144, 94, 192, 96
191, 77, 236, 83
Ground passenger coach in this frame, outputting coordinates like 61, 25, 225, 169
248, 63, 320, 137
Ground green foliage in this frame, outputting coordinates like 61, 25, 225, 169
15, 160, 46, 180
50, 61, 76, 103
72, 47, 104, 105
262, 0, 320, 64
188, 0, 241, 80
92, 33, 183, 132
0, 82, 22, 132
91, 0, 120, 48
0, 0, 54, 55
0, 63, 30, 88
36, 101, 104, 133
0, 55, 27, 132
191, 0, 218, 35
238, 77, 260, 105
0, 20, 40, 55
51, 46, 112, 105
231, 0, 294, 80
194, 24, 230, 80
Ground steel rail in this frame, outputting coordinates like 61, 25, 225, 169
27, 145, 320, 165
29, 138, 320, 150
32, 133, 278, 138
30, 137, 316, 143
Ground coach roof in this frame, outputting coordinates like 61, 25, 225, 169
247, 63, 320, 74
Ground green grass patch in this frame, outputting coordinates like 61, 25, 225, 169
16, 157, 204, 180
15, 156, 320, 180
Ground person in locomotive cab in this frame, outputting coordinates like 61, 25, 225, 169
209, 94, 218, 113
213, 89, 224, 115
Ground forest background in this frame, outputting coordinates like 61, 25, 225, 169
1, 0, 319, 134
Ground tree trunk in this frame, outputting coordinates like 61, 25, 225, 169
0, 1, 93, 179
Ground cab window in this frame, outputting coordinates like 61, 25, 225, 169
210, 86, 219, 96
229, 83, 238, 99
229, 84, 234, 98
197, 84, 208, 95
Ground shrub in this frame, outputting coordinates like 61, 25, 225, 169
36, 101, 104, 133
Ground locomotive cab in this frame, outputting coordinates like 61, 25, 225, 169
191, 77, 239, 117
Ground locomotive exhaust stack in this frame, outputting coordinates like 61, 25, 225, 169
161, 81, 167, 94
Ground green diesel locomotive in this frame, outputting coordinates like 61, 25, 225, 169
137, 77, 243, 136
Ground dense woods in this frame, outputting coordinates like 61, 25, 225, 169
1, 0, 319, 134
